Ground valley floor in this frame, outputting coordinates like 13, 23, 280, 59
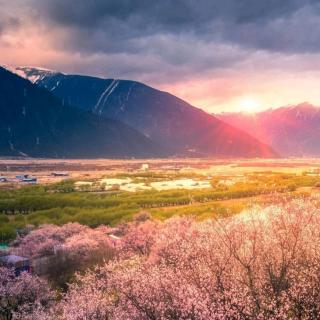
1, 157, 320, 242
1, 157, 320, 186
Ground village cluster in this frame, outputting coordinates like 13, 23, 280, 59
0, 171, 69, 186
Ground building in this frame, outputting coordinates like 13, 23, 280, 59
51, 172, 69, 177
140, 163, 149, 172
16, 174, 29, 181
0, 255, 30, 275
0, 243, 9, 251
21, 177, 37, 184
108, 234, 121, 247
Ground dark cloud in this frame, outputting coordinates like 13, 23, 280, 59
23, 0, 320, 63
3, 0, 320, 86
0, 15, 20, 35
39, 0, 315, 30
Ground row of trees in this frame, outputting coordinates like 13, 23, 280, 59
1, 171, 313, 238
2, 171, 316, 216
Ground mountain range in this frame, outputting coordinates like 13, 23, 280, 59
216, 104, 320, 157
10, 66, 276, 158
0, 67, 164, 158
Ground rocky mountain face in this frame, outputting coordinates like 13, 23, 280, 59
15, 67, 276, 158
0, 67, 165, 158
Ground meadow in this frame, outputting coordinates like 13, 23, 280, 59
1, 166, 320, 242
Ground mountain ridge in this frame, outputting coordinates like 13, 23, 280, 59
13, 66, 277, 158
217, 103, 320, 156
0, 67, 166, 158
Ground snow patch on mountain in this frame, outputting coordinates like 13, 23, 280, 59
3, 66, 65, 84
94, 79, 119, 114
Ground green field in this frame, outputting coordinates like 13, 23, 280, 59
0, 171, 319, 241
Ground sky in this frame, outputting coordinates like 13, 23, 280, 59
1, 0, 320, 113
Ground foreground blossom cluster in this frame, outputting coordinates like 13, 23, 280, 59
3, 199, 320, 319
13, 223, 114, 260
0, 267, 54, 320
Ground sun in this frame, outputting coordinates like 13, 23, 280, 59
239, 96, 262, 113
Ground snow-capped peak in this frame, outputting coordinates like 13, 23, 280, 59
2, 66, 64, 83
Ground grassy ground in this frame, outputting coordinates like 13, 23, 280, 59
0, 171, 320, 242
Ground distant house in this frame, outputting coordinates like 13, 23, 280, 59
51, 172, 69, 177
15, 174, 37, 184
108, 234, 121, 247
0, 255, 30, 275
0, 243, 9, 251
16, 174, 29, 181
140, 163, 149, 172
21, 177, 37, 184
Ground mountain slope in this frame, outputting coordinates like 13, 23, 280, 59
217, 103, 320, 156
15, 67, 276, 158
0, 67, 165, 158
